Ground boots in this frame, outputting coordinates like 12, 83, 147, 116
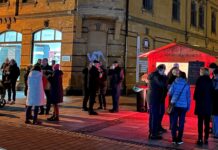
47, 115, 59, 121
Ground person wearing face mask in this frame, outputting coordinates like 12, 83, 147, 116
167, 64, 180, 130
147, 64, 168, 140
88, 60, 101, 115
108, 61, 124, 113
39, 58, 53, 115
194, 67, 213, 145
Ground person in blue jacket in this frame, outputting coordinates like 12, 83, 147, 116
169, 71, 190, 145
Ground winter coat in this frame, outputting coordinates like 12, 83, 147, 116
89, 66, 100, 93
26, 71, 45, 106
9, 63, 20, 82
194, 75, 213, 115
1, 62, 9, 81
169, 78, 191, 110
108, 66, 124, 88
99, 66, 107, 95
24, 70, 31, 96
82, 67, 89, 90
42, 64, 52, 90
212, 78, 218, 115
147, 71, 168, 105
48, 70, 63, 104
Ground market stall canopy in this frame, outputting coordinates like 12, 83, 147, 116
139, 42, 218, 73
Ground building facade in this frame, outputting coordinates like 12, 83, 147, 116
128, 0, 218, 92
0, 0, 76, 93
0, 0, 218, 94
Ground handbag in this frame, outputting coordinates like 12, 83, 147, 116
166, 83, 187, 114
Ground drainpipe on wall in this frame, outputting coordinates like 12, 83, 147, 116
205, 0, 208, 48
123, 0, 129, 95
185, 0, 188, 43
15, 0, 19, 16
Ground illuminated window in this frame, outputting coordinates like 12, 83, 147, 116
191, 1, 197, 26
172, 0, 180, 21
32, 29, 62, 65
143, 0, 153, 11
0, 31, 22, 78
199, 6, 204, 29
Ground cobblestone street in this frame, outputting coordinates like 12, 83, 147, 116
0, 92, 218, 150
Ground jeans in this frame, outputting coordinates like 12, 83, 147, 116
159, 103, 165, 130
171, 107, 187, 140
212, 116, 218, 137
89, 91, 96, 113
98, 94, 106, 108
82, 88, 89, 108
26, 106, 39, 121
7, 81, 16, 101
197, 115, 210, 140
40, 90, 51, 114
149, 103, 160, 136
111, 85, 121, 111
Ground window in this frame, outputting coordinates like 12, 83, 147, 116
22, 0, 35, 3
32, 29, 62, 65
0, 31, 22, 79
172, 0, 180, 21
143, 0, 153, 11
199, 6, 204, 29
191, 1, 197, 26
212, 11, 216, 33
0, 0, 8, 3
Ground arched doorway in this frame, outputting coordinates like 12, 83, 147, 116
32, 29, 62, 65
0, 31, 22, 78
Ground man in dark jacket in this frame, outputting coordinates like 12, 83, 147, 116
88, 60, 101, 115
194, 67, 213, 145
147, 64, 167, 140
108, 61, 124, 113
82, 63, 92, 111
39, 58, 53, 115
8, 59, 20, 104
98, 64, 107, 110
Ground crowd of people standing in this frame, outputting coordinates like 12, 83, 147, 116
1, 58, 20, 105
147, 63, 218, 146
82, 60, 124, 115
1, 56, 218, 146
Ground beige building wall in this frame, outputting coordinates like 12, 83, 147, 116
0, 0, 76, 93
127, 0, 218, 91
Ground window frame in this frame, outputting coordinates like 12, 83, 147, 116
198, 5, 204, 29
211, 11, 216, 34
172, 0, 180, 21
191, 1, 197, 27
32, 29, 62, 65
142, 0, 153, 12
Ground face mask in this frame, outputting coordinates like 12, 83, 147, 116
158, 70, 165, 75
172, 70, 177, 76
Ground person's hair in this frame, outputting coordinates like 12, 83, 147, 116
179, 71, 187, 79
10, 59, 16, 64
32, 65, 41, 72
43, 58, 48, 62
157, 64, 166, 70
209, 63, 217, 69
200, 67, 209, 76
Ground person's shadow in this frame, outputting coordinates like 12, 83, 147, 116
0, 113, 19, 118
